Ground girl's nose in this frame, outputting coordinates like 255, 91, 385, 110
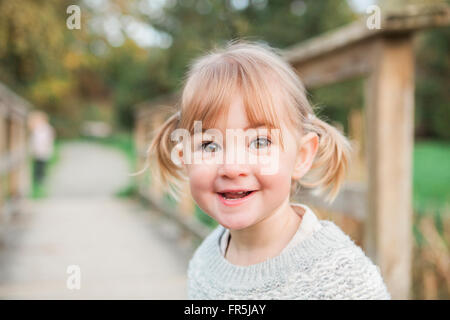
217, 157, 251, 179
217, 138, 252, 178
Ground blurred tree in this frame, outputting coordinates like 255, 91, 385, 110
0, 0, 95, 136
147, 0, 357, 91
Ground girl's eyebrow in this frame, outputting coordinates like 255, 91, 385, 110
244, 123, 268, 131
199, 123, 268, 133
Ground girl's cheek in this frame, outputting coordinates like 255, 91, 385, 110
258, 170, 291, 194
256, 155, 293, 193
187, 163, 216, 192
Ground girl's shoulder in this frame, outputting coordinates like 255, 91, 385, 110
286, 219, 391, 299
187, 224, 224, 268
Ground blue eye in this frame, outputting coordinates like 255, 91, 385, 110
201, 141, 221, 153
249, 137, 271, 149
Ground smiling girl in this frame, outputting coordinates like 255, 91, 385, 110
145, 40, 391, 300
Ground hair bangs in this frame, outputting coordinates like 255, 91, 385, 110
180, 57, 241, 134
181, 48, 289, 150
239, 63, 287, 151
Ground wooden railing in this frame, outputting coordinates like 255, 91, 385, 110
0, 83, 30, 226
134, 5, 450, 299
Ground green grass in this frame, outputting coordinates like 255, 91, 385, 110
413, 140, 450, 215
412, 140, 449, 255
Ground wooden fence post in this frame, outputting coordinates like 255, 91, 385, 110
0, 84, 30, 223
364, 35, 414, 299
0, 106, 6, 217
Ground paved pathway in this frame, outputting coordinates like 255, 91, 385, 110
0, 141, 189, 299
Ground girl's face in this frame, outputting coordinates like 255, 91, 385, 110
182, 95, 318, 230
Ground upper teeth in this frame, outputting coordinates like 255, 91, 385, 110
225, 191, 247, 194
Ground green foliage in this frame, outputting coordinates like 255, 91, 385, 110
415, 28, 450, 140
151, 0, 356, 92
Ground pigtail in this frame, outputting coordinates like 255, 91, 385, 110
298, 113, 353, 204
133, 110, 185, 202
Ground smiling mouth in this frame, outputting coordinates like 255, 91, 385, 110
218, 191, 255, 200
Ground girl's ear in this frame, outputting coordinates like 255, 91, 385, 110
177, 145, 190, 177
291, 132, 319, 181
172, 142, 186, 169
177, 145, 186, 168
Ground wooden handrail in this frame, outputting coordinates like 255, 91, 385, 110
0, 82, 30, 223
283, 4, 450, 66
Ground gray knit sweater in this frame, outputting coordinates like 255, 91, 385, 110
187, 219, 391, 300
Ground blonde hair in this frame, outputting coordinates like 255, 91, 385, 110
142, 40, 352, 204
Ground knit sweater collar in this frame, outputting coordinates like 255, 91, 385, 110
190, 217, 353, 291
219, 202, 321, 256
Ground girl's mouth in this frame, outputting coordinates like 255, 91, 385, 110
217, 190, 257, 207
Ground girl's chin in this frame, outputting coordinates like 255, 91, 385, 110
216, 216, 255, 231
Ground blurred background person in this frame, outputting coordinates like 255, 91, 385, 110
28, 111, 55, 188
